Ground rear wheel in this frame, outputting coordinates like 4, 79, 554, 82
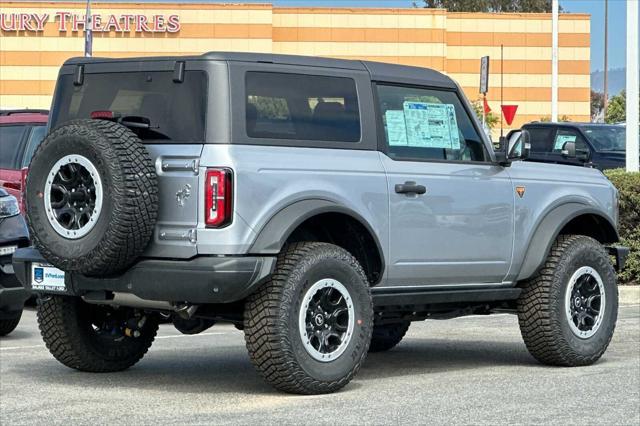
369, 321, 410, 352
244, 242, 373, 394
0, 311, 22, 337
38, 296, 158, 372
517, 235, 618, 366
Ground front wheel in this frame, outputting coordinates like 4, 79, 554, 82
244, 242, 373, 394
38, 296, 158, 372
517, 235, 618, 366
369, 321, 410, 352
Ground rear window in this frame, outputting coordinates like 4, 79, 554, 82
22, 125, 47, 167
0, 125, 27, 168
51, 71, 207, 142
245, 72, 361, 143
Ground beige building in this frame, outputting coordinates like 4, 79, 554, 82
0, 2, 591, 132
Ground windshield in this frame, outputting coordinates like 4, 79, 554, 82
582, 126, 626, 152
51, 70, 207, 143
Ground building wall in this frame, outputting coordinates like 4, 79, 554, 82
0, 2, 591, 132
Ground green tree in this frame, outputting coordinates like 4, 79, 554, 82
538, 115, 571, 122
605, 90, 639, 124
415, 0, 559, 12
471, 98, 498, 129
591, 90, 605, 120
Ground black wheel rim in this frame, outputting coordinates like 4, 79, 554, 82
299, 279, 354, 362
45, 155, 103, 239
565, 266, 606, 339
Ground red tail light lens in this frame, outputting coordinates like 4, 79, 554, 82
205, 168, 232, 227
90, 110, 116, 119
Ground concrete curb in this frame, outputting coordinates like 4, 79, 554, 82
619, 286, 640, 305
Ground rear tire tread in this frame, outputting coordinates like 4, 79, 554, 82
244, 242, 373, 394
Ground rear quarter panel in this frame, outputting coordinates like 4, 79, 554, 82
197, 144, 389, 260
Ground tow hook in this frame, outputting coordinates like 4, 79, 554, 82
124, 315, 147, 338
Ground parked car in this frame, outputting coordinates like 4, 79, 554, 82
0, 188, 30, 336
520, 122, 636, 170
0, 109, 49, 213
13, 53, 627, 394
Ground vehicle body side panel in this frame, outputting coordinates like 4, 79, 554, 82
505, 161, 617, 282
197, 145, 389, 263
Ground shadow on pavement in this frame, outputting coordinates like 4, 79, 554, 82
11, 336, 538, 395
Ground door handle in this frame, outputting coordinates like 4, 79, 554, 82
395, 181, 427, 195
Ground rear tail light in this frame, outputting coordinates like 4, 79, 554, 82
90, 110, 117, 119
205, 168, 233, 227
20, 167, 28, 213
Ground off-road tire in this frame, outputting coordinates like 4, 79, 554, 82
26, 119, 158, 276
369, 321, 410, 352
0, 311, 22, 336
517, 235, 618, 366
244, 242, 373, 394
37, 296, 158, 372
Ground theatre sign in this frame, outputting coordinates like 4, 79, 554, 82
0, 11, 180, 33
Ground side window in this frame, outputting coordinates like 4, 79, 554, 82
375, 84, 486, 162
553, 129, 588, 153
526, 127, 556, 153
245, 72, 361, 143
22, 125, 47, 168
0, 125, 27, 169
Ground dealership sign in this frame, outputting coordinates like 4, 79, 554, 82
0, 12, 180, 33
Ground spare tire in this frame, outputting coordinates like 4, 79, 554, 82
26, 119, 158, 276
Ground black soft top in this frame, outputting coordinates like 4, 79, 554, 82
62, 51, 457, 89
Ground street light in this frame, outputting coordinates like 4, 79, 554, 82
627, 0, 639, 172
551, 0, 558, 122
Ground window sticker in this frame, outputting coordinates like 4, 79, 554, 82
554, 134, 577, 151
402, 102, 460, 149
385, 110, 408, 146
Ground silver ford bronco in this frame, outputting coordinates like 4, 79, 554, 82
12, 52, 629, 394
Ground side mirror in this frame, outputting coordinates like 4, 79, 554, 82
561, 141, 576, 157
496, 129, 530, 166
562, 141, 590, 162
510, 129, 531, 160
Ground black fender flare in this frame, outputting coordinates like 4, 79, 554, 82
248, 198, 385, 266
516, 203, 618, 280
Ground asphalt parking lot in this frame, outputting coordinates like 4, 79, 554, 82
1, 305, 639, 425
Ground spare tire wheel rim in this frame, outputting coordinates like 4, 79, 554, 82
44, 154, 103, 239
564, 266, 606, 339
299, 279, 355, 362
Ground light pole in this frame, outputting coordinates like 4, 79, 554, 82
604, 0, 608, 119
84, 0, 93, 57
627, 0, 639, 172
551, 0, 559, 122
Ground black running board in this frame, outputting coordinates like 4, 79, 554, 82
371, 287, 521, 307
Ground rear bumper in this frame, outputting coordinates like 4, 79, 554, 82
607, 246, 630, 272
12, 247, 276, 304
0, 273, 30, 314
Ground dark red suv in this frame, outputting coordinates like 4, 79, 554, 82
0, 110, 49, 213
